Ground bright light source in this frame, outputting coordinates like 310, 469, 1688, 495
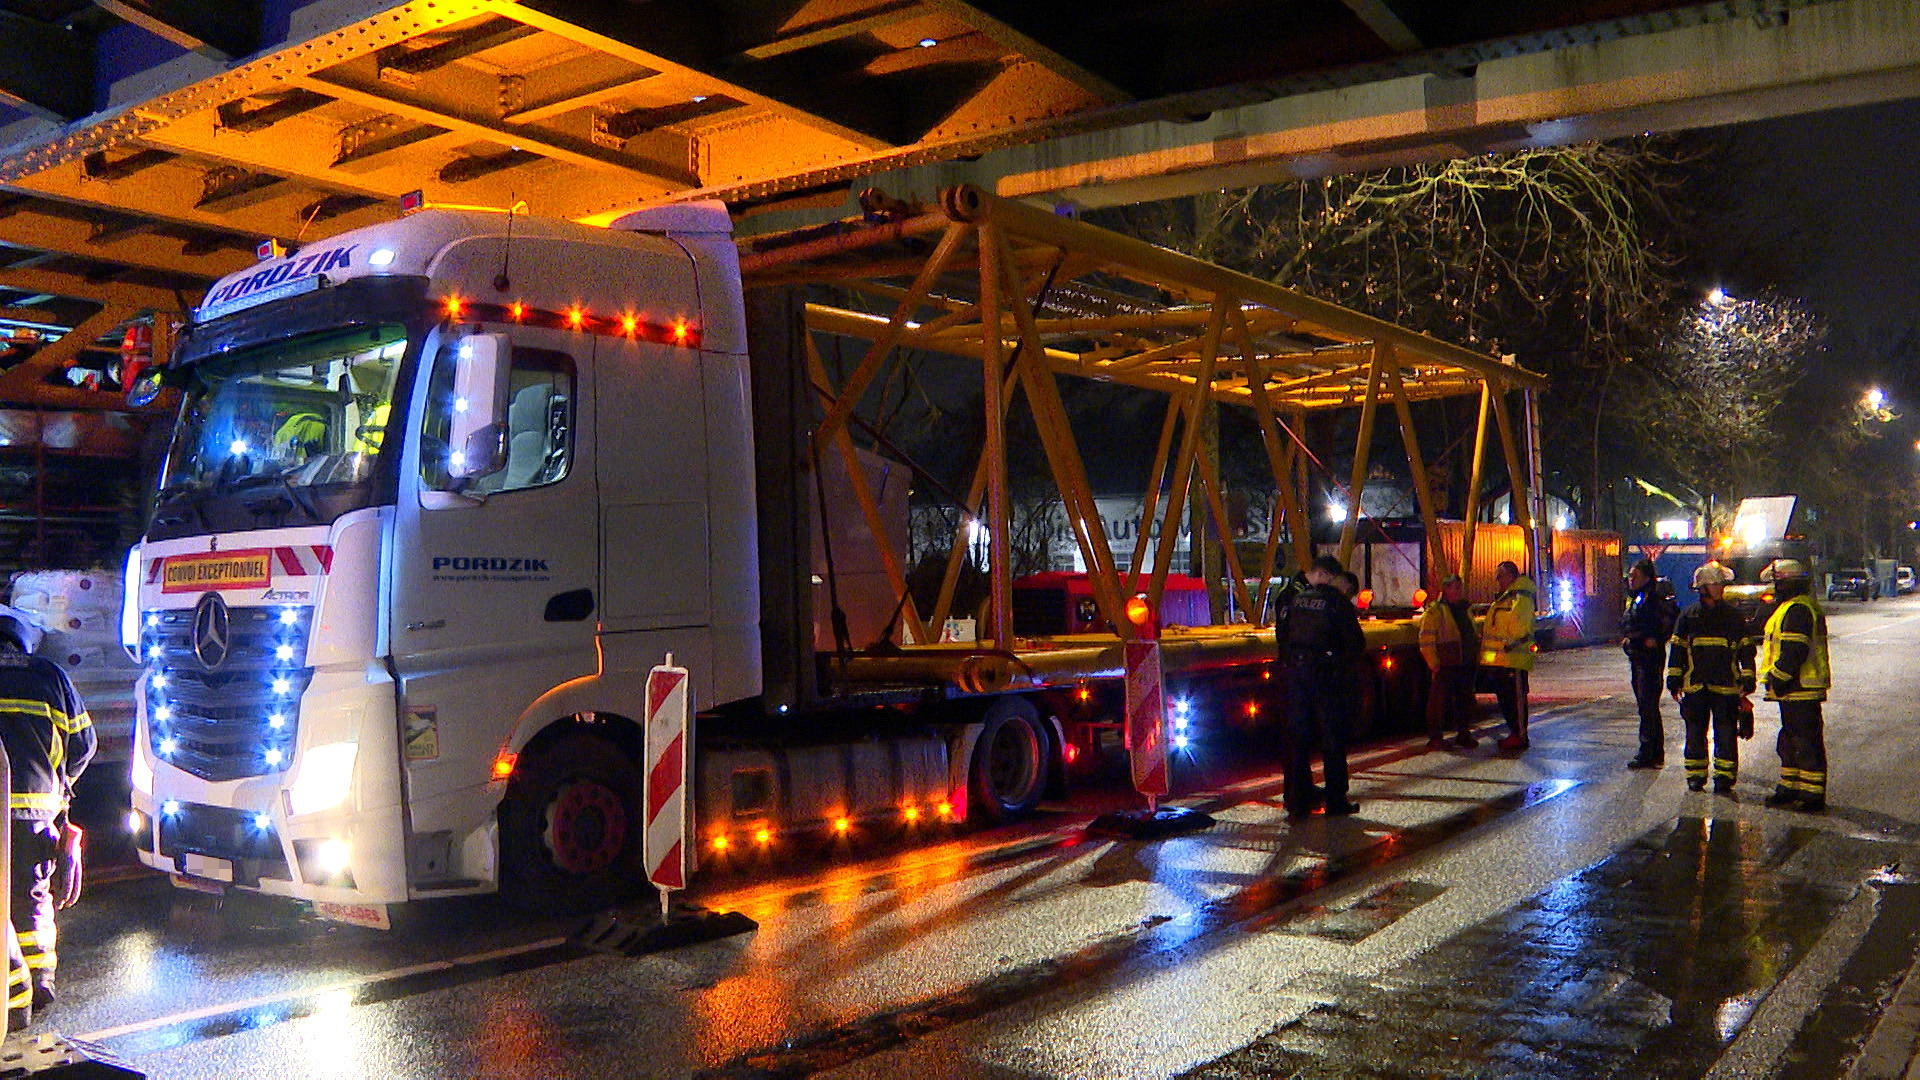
252, 813, 271, 830
1125, 594, 1153, 627
904, 806, 921, 823
711, 835, 730, 851
280, 608, 299, 626
126, 810, 145, 833
1327, 501, 1348, 523
1654, 518, 1692, 540
289, 742, 358, 814
918, 37, 938, 47
162, 800, 181, 816
691, 94, 710, 103
276, 644, 295, 661
1707, 287, 1729, 305
228, 439, 249, 456
1868, 387, 1887, 409
158, 738, 177, 756
269, 713, 286, 729
264, 748, 284, 766
454, 396, 469, 413
1175, 715, 1189, 732
368, 248, 397, 268
936, 801, 954, 818
1173, 735, 1190, 750
147, 644, 161, 659
154, 705, 172, 722
755, 827, 773, 844
145, 613, 159, 628
1173, 698, 1191, 715
272, 677, 291, 695
316, 838, 352, 875
151, 673, 167, 689
491, 751, 517, 780
833, 816, 851, 834
1554, 514, 1569, 531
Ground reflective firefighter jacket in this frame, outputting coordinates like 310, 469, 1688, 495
1761, 594, 1829, 702
1665, 601, 1756, 696
0, 652, 94, 820
1481, 575, 1537, 672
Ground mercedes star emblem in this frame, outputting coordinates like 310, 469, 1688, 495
192, 591, 231, 670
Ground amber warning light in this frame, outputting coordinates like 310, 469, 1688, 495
1125, 593, 1157, 639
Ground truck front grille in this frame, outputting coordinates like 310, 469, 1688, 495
142, 604, 313, 783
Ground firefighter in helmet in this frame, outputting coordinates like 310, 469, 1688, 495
0, 605, 93, 1029
1666, 562, 1756, 794
1758, 559, 1830, 811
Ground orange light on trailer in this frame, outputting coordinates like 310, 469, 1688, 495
1245, 701, 1260, 718
1075, 685, 1091, 702
833, 816, 851, 834
1125, 595, 1152, 626
711, 835, 731, 852
1412, 588, 1429, 609
1261, 669, 1271, 681
1063, 742, 1080, 764
490, 751, 517, 781
1380, 655, 1395, 671
936, 801, 953, 818
903, 806, 921, 823
1356, 589, 1374, 611
754, 827, 772, 844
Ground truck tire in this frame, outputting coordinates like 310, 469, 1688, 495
500, 732, 643, 914
968, 698, 1049, 824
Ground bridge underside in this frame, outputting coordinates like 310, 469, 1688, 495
1, 0, 1917, 408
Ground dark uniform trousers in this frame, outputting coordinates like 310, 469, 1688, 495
1629, 650, 1667, 761
1425, 666, 1474, 742
1681, 692, 1741, 784
1776, 700, 1827, 800
1285, 662, 1352, 812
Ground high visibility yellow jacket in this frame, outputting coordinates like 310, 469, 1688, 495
1761, 593, 1829, 702
0, 650, 94, 820
1418, 599, 1476, 670
1480, 575, 1537, 671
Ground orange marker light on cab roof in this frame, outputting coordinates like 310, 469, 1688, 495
444, 296, 464, 319
620, 314, 639, 335
508, 301, 526, 320
671, 319, 691, 344
567, 307, 585, 329
490, 751, 517, 780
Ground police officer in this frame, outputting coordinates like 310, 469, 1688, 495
1759, 560, 1830, 811
1623, 558, 1679, 769
1666, 562, 1755, 794
1276, 555, 1365, 818
1482, 561, 1537, 752
0, 606, 93, 1027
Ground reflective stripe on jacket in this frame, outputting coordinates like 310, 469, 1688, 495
1665, 600, 1756, 696
1480, 575, 1537, 671
0, 652, 94, 820
1761, 593, 1829, 702
1418, 600, 1475, 670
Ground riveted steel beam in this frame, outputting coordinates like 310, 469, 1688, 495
0, 207, 243, 279
216, 89, 334, 134
0, 267, 190, 312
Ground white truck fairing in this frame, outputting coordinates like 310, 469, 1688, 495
131, 207, 760, 910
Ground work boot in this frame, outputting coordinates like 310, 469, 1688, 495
1713, 778, 1736, 796
1765, 788, 1799, 808
1425, 738, 1449, 752
1454, 732, 1478, 750
1497, 734, 1529, 753
1687, 778, 1706, 792
1627, 757, 1664, 770
1324, 800, 1362, 817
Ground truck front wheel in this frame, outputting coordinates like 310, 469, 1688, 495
969, 699, 1049, 824
500, 732, 643, 914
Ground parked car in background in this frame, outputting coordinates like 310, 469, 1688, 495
1898, 566, 1915, 594
1829, 567, 1879, 602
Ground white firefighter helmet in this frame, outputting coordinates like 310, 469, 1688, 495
1761, 559, 1807, 582
1692, 561, 1734, 589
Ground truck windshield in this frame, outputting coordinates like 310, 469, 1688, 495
155, 323, 410, 532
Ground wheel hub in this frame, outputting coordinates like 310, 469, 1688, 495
543, 778, 628, 875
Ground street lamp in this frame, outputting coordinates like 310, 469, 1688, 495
1867, 387, 1887, 410
1706, 287, 1731, 305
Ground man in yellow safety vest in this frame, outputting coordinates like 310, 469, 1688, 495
1758, 560, 1830, 812
1481, 561, 1536, 753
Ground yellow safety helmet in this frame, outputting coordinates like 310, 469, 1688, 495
1761, 559, 1807, 582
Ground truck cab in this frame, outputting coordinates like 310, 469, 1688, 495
123, 207, 760, 920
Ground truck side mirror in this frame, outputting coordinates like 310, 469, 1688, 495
448, 333, 509, 479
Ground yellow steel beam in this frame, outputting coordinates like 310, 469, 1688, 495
0, 207, 243, 280
0, 303, 139, 405
920, 0, 1131, 105
1336, 352, 1384, 567
0, 267, 189, 312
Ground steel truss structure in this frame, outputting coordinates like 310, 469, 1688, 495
744, 184, 1549, 649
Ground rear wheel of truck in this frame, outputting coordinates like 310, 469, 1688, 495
500, 732, 643, 914
969, 698, 1049, 824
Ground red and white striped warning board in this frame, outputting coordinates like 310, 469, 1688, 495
1124, 640, 1168, 798
149, 544, 333, 589
643, 657, 691, 893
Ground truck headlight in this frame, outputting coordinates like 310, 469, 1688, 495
286, 742, 357, 815
316, 839, 352, 875
120, 548, 142, 654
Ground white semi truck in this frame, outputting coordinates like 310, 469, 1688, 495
121, 196, 1435, 925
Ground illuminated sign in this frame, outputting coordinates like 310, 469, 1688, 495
162, 550, 273, 593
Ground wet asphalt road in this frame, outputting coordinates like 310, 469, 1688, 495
34, 595, 1920, 1079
